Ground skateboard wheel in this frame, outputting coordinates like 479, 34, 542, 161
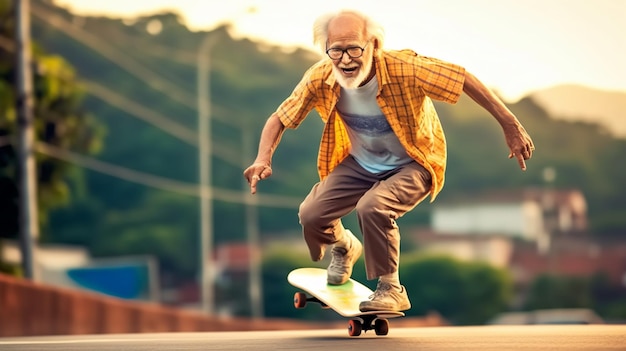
374, 318, 389, 336
348, 319, 362, 337
293, 292, 307, 309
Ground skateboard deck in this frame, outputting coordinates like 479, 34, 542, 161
287, 267, 404, 336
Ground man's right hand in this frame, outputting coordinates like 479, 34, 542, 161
243, 162, 273, 194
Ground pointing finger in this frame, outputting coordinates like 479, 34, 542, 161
250, 174, 260, 194
516, 153, 527, 171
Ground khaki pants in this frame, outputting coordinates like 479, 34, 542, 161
298, 155, 432, 280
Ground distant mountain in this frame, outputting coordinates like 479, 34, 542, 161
530, 85, 626, 138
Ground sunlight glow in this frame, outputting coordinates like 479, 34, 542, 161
52, 0, 626, 102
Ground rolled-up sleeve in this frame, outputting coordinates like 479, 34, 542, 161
414, 55, 466, 104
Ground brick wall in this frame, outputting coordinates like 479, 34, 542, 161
0, 273, 323, 336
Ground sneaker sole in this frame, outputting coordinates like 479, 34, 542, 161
359, 304, 411, 312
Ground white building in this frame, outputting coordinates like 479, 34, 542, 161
412, 188, 588, 267
433, 188, 587, 238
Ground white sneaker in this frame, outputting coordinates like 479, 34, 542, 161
359, 281, 411, 312
327, 229, 363, 285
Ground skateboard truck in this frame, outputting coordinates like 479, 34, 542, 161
348, 314, 389, 336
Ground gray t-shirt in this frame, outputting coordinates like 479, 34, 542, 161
336, 76, 412, 173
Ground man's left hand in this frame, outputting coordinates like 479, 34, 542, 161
504, 124, 535, 171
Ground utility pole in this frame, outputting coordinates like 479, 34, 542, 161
197, 34, 216, 315
196, 6, 257, 316
15, 0, 39, 280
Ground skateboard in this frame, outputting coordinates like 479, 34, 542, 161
287, 267, 404, 336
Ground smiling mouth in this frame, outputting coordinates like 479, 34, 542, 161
341, 67, 358, 74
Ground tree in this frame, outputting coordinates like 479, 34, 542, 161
401, 254, 513, 325
0, 1, 104, 241
523, 273, 626, 322
590, 273, 626, 321
459, 260, 513, 324
524, 274, 592, 310
88, 191, 199, 280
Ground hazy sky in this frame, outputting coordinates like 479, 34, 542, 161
52, 0, 625, 102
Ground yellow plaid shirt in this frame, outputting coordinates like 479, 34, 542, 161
274, 49, 466, 201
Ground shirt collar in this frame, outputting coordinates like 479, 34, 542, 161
374, 52, 390, 90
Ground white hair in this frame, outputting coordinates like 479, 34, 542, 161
312, 10, 385, 54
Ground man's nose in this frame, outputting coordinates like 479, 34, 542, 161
340, 52, 353, 64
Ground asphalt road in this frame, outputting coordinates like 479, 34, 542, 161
1, 325, 625, 351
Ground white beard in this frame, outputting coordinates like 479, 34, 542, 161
332, 56, 373, 90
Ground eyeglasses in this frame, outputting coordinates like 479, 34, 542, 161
325, 42, 369, 60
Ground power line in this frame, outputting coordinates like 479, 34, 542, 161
35, 142, 301, 209
2, 34, 244, 168
82, 79, 243, 167
10, 5, 303, 207
83, 80, 197, 144
29, 2, 240, 128
110, 33, 197, 66
30, 4, 195, 110
3, 14, 299, 207
30, 3, 256, 167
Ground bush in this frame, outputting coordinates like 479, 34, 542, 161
401, 254, 513, 325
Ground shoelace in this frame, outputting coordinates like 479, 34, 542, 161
328, 247, 348, 273
368, 281, 392, 300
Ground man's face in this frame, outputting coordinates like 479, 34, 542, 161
326, 15, 374, 89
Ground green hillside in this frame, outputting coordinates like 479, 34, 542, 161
21, 0, 626, 283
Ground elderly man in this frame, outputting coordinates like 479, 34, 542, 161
244, 10, 534, 312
